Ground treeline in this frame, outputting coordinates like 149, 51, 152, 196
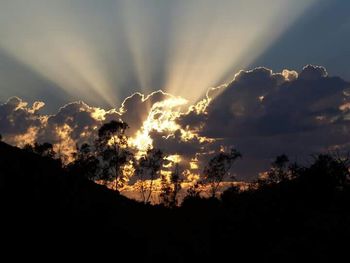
1, 129, 350, 260
15, 120, 243, 206
5, 119, 350, 206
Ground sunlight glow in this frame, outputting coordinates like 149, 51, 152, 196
130, 96, 188, 152
54, 124, 76, 163
7, 127, 39, 148
0, 0, 317, 106
162, 0, 318, 102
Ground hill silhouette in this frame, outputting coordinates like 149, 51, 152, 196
0, 141, 149, 257
0, 141, 349, 261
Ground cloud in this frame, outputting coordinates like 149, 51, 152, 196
282, 69, 298, 82
0, 97, 122, 160
179, 65, 350, 179
36, 101, 121, 158
0, 97, 45, 145
1, 65, 350, 181
119, 90, 174, 135
0, 90, 187, 161
298, 65, 328, 80
150, 129, 208, 161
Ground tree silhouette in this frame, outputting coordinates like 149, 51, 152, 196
183, 181, 202, 204
256, 155, 305, 187
160, 163, 182, 207
221, 184, 241, 205
308, 153, 350, 190
96, 120, 132, 191
203, 148, 241, 198
288, 161, 304, 180
67, 143, 99, 180
266, 154, 290, 184
135, 148, 164, 203
23, 142, 56, 159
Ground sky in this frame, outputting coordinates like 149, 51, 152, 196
1, 0, 342, 109
0, 0, 350, 181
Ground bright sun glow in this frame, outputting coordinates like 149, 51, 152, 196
130, 96, 188, 152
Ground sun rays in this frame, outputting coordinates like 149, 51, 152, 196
0, 0, 317, 107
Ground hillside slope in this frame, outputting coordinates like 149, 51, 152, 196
1, 141, 349, 261
0, 141, 147, 255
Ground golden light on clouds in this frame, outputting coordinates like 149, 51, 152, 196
190, 158, 199, 170
130, 95, 188, 152
54, 124, 76, 163
7, 127, 39, 148
91, 108, 109, 121
164, 154, 182, 168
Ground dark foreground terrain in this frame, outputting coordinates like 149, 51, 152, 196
1, 141, 349, 261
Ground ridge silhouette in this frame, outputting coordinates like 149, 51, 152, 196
0, 140, 349, 261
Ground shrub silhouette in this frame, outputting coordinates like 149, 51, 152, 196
67, 143, 99, 180
221, 184, 241, 205
135, 148, 164, 203
23, 142, 56, 159
160, 163, 182, 207
202, 148, 241, 197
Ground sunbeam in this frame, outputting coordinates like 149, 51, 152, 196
0, 0, 317, 107
163, 0, 318, 102
0, 0, 120, 107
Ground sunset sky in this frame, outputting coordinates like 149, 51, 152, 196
0, 0, 349, 181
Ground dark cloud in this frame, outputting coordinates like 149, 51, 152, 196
150, 129, 206, 158
0, 97, 122, 156
1, 66, 350, 180
197, 67, 285, 138
180, 65, 350, 179
298, 65, 328, 80
37, 101, 119, 146
0, 97, 44, 141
